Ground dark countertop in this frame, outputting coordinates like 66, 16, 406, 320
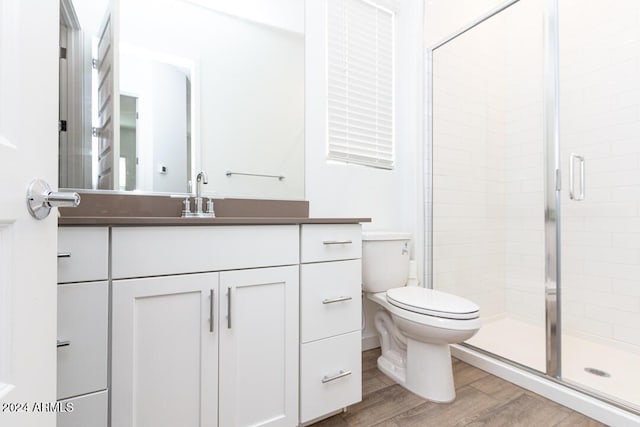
57, 193, 371, 226
58, 216, 371, 226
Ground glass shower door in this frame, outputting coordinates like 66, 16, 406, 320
431, 0, 547, 372
558, 0, 640, 410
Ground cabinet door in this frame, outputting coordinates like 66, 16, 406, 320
219, 266, 299, 427
112, 273, 219, 427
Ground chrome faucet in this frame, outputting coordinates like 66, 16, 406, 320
196, 171, 208, 197
194, 171, 209, 215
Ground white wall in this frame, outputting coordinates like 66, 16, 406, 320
305, 0, 424, 345
306, 0, 423, 232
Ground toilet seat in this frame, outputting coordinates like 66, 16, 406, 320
368, 291, 481, 333
386, 287, 479, 320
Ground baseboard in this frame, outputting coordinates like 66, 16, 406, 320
362, 334, 380, 351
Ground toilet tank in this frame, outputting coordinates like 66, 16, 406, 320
362, 232, 411, 293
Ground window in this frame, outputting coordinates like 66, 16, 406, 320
327, 0, 396, 169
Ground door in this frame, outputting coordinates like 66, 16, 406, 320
96, 2, 119, 190
430, 0, 548, 372
111, 273, 219, 427
119, 94, 137, 190
0, 0, 59, 426
558, 0, 640, 410
59, 22, 69, 187
219, 266, 299, 427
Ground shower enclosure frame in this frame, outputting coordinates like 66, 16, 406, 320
425, 0, 639, 417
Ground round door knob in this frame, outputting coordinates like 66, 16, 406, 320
26, 179, 81, 220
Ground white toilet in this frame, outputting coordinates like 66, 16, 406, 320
362, 232, 480, 403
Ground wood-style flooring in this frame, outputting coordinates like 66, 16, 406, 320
313, 348, 606, 427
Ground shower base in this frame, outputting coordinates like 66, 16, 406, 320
465, 316, 640, 412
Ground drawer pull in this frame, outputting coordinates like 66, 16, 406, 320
56, 340, 71, 348
322, 240, 353, 245
209, 289, 215, 333
57, 252, 71, 258
227, 287, 232, 329
322, 296, 353, 305
322, 370, 352, 384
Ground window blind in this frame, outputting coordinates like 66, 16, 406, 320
327, 0, 395, 170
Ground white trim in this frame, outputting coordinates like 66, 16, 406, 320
362, 335, 380, 351
60, 0, 80, 30
452, 345, 640, 426
429, 0, 520, 51
60, 0, 92, 189
0, 224, 15, 399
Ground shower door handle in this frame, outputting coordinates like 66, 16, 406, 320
569, 154, 585, 201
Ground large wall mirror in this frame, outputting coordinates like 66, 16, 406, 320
59, 0, 305, 199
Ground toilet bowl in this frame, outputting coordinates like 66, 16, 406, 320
362, 232, 480, 403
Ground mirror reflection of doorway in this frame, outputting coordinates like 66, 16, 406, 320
119, 94, 137, 191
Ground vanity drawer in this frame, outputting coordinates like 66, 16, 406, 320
57, 281, 108, 400
111, 225, 299, 279
57, 227, 109, 283
300, 331, 362, 423
300, 259, 361, 343
57, 390, 108, 427
301, 224, 362, 263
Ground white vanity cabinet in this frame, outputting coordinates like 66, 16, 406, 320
299, 225, 362, 424
111, 273, 219, 427
58, 221, 364, 427
219, 266, 299, 427
57, 227, 109, 427
110, 225, 299, 427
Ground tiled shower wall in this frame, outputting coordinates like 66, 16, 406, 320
559, 0, 640, 349
432, 9, 509, 319
432, 1, 545, 323
432, 0, 640, 351
502, 0, 545, 326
